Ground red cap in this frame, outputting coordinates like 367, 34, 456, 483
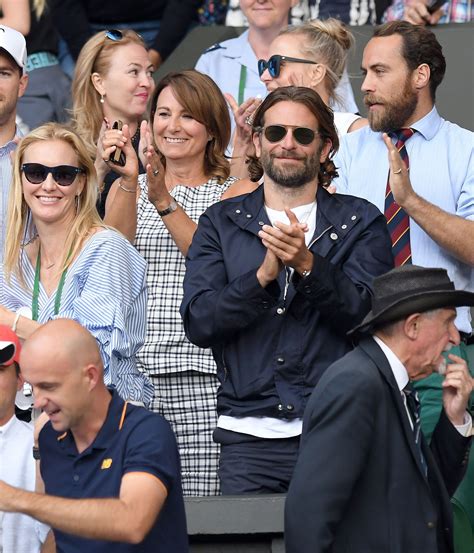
0, 325, 21, 366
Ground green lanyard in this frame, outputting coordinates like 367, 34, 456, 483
32, 248, 68, 321
238, 65, 247, 106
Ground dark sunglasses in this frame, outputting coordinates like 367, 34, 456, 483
105, 29, 123, 41
258, 55, 318, 78
21, 163, 85, 186
261, 125, 319, 146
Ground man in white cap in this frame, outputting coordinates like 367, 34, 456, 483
0, 325, 49, 552
0, 25, 28, 267
285, 265, 474, 553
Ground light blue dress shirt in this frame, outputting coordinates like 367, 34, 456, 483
334, 107, 474, 332
0, 129, 20, 266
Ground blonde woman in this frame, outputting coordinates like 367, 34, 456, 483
72, 29, 154, 216
0, 123, 153, 406
0, 0, 71, 129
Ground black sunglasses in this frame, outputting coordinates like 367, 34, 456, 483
258, 55, 318, 78
261, 125, 319, 146
105, 29, 123, 41
21, 163, 85, 186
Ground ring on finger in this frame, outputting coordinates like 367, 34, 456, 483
245, 115, 254, 126
393, 168, 402, 174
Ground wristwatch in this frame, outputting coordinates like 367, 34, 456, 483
157, 199, 178, 217
32, 446, 41, 460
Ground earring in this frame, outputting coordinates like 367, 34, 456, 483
75, 194, 81, 214
100, 94, 105, 104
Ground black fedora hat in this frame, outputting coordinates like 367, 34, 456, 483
348, 265, 474, 337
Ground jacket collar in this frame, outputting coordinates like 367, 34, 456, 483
225, 183, 362, 245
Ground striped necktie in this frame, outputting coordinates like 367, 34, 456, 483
384, 128, 415, 266
404, 383, 428, 477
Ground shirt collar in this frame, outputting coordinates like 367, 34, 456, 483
57, 388, 127, 455
373, 336, 409, 391
409, 106, 442, 141
0, 414, 20, 437
223, 30, 254, 61
0, 125, 22, 152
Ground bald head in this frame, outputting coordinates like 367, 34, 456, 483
22, 319, 103, 376
21, 320, 109, 434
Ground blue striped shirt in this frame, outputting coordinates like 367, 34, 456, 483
1, 229, 154, 406
334, 107, 474, 332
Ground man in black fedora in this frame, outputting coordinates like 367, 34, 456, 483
285, 265, 473, 553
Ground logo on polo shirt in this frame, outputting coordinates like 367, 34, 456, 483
101, 458, 113, 469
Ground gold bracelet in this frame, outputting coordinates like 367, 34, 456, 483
119, 182, 136, 193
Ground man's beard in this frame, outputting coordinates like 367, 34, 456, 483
260, 148, 321, 189
365, 79, 418, 133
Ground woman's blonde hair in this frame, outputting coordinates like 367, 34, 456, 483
149, 70, 231, 184
4, 123, 104, 287
280, 19, 355, 103
72, 29, 146, 156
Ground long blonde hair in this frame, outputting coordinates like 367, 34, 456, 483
280, 19, 355, 104
4, 123, 104, 287
72, 29, 146, 157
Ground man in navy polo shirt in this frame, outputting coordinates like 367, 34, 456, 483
0, 319, 188, 553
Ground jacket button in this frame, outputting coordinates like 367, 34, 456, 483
262, 301, 269, 309
277, 357, 285, 364
277, 404, 283, 411
351, 215, 357, 221
341, 224, 347, 229
330, 233, 338, 240
258, 221, 265, 226
286, 404, 294, 411
246, 213, 252, 218
235, 209, 241, 214
276, 307, 285, 315
427, 521, 435, 529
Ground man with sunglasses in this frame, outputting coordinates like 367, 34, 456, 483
0, 26, 28, 269
181, 86, 393, 494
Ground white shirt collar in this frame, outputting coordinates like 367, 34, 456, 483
373, 335, 409, 392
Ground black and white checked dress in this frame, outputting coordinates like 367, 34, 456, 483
135, 174, 237, 496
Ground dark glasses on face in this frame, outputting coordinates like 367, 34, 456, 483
21, 163, 85, 186
258, 55, 318, 78
105, 29, 123, 41
262, 125, 319, 146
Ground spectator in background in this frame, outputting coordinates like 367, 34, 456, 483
0, 325, 50, 552
199, 0, 230, 24
101, 70, 238, 495
224, 18, 368, 185
72, 29, 154, 216
0, 123, 153, 407
0, 319, 189, 553
52, 0, 201, 78
384, 0, 473, 24
0, 0, 71, 131
195, 0, 358, 128
181, 86, 393, 494
0, 26, 28, 267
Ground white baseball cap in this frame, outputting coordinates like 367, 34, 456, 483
0, 25, 27, 74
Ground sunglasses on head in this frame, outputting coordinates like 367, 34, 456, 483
261, 125, 319, 146
21, 163, 85, 186
105, 29, 123, 41
258, 55, 318, 78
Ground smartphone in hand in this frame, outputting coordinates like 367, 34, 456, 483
109, 120, 126, 167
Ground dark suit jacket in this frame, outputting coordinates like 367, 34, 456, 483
285, 337, 472, 553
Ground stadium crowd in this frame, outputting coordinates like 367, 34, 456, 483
0, 0, 472, 552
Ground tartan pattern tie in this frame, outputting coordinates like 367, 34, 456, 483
384, 128, 415, 266
404, 383, 428, 477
